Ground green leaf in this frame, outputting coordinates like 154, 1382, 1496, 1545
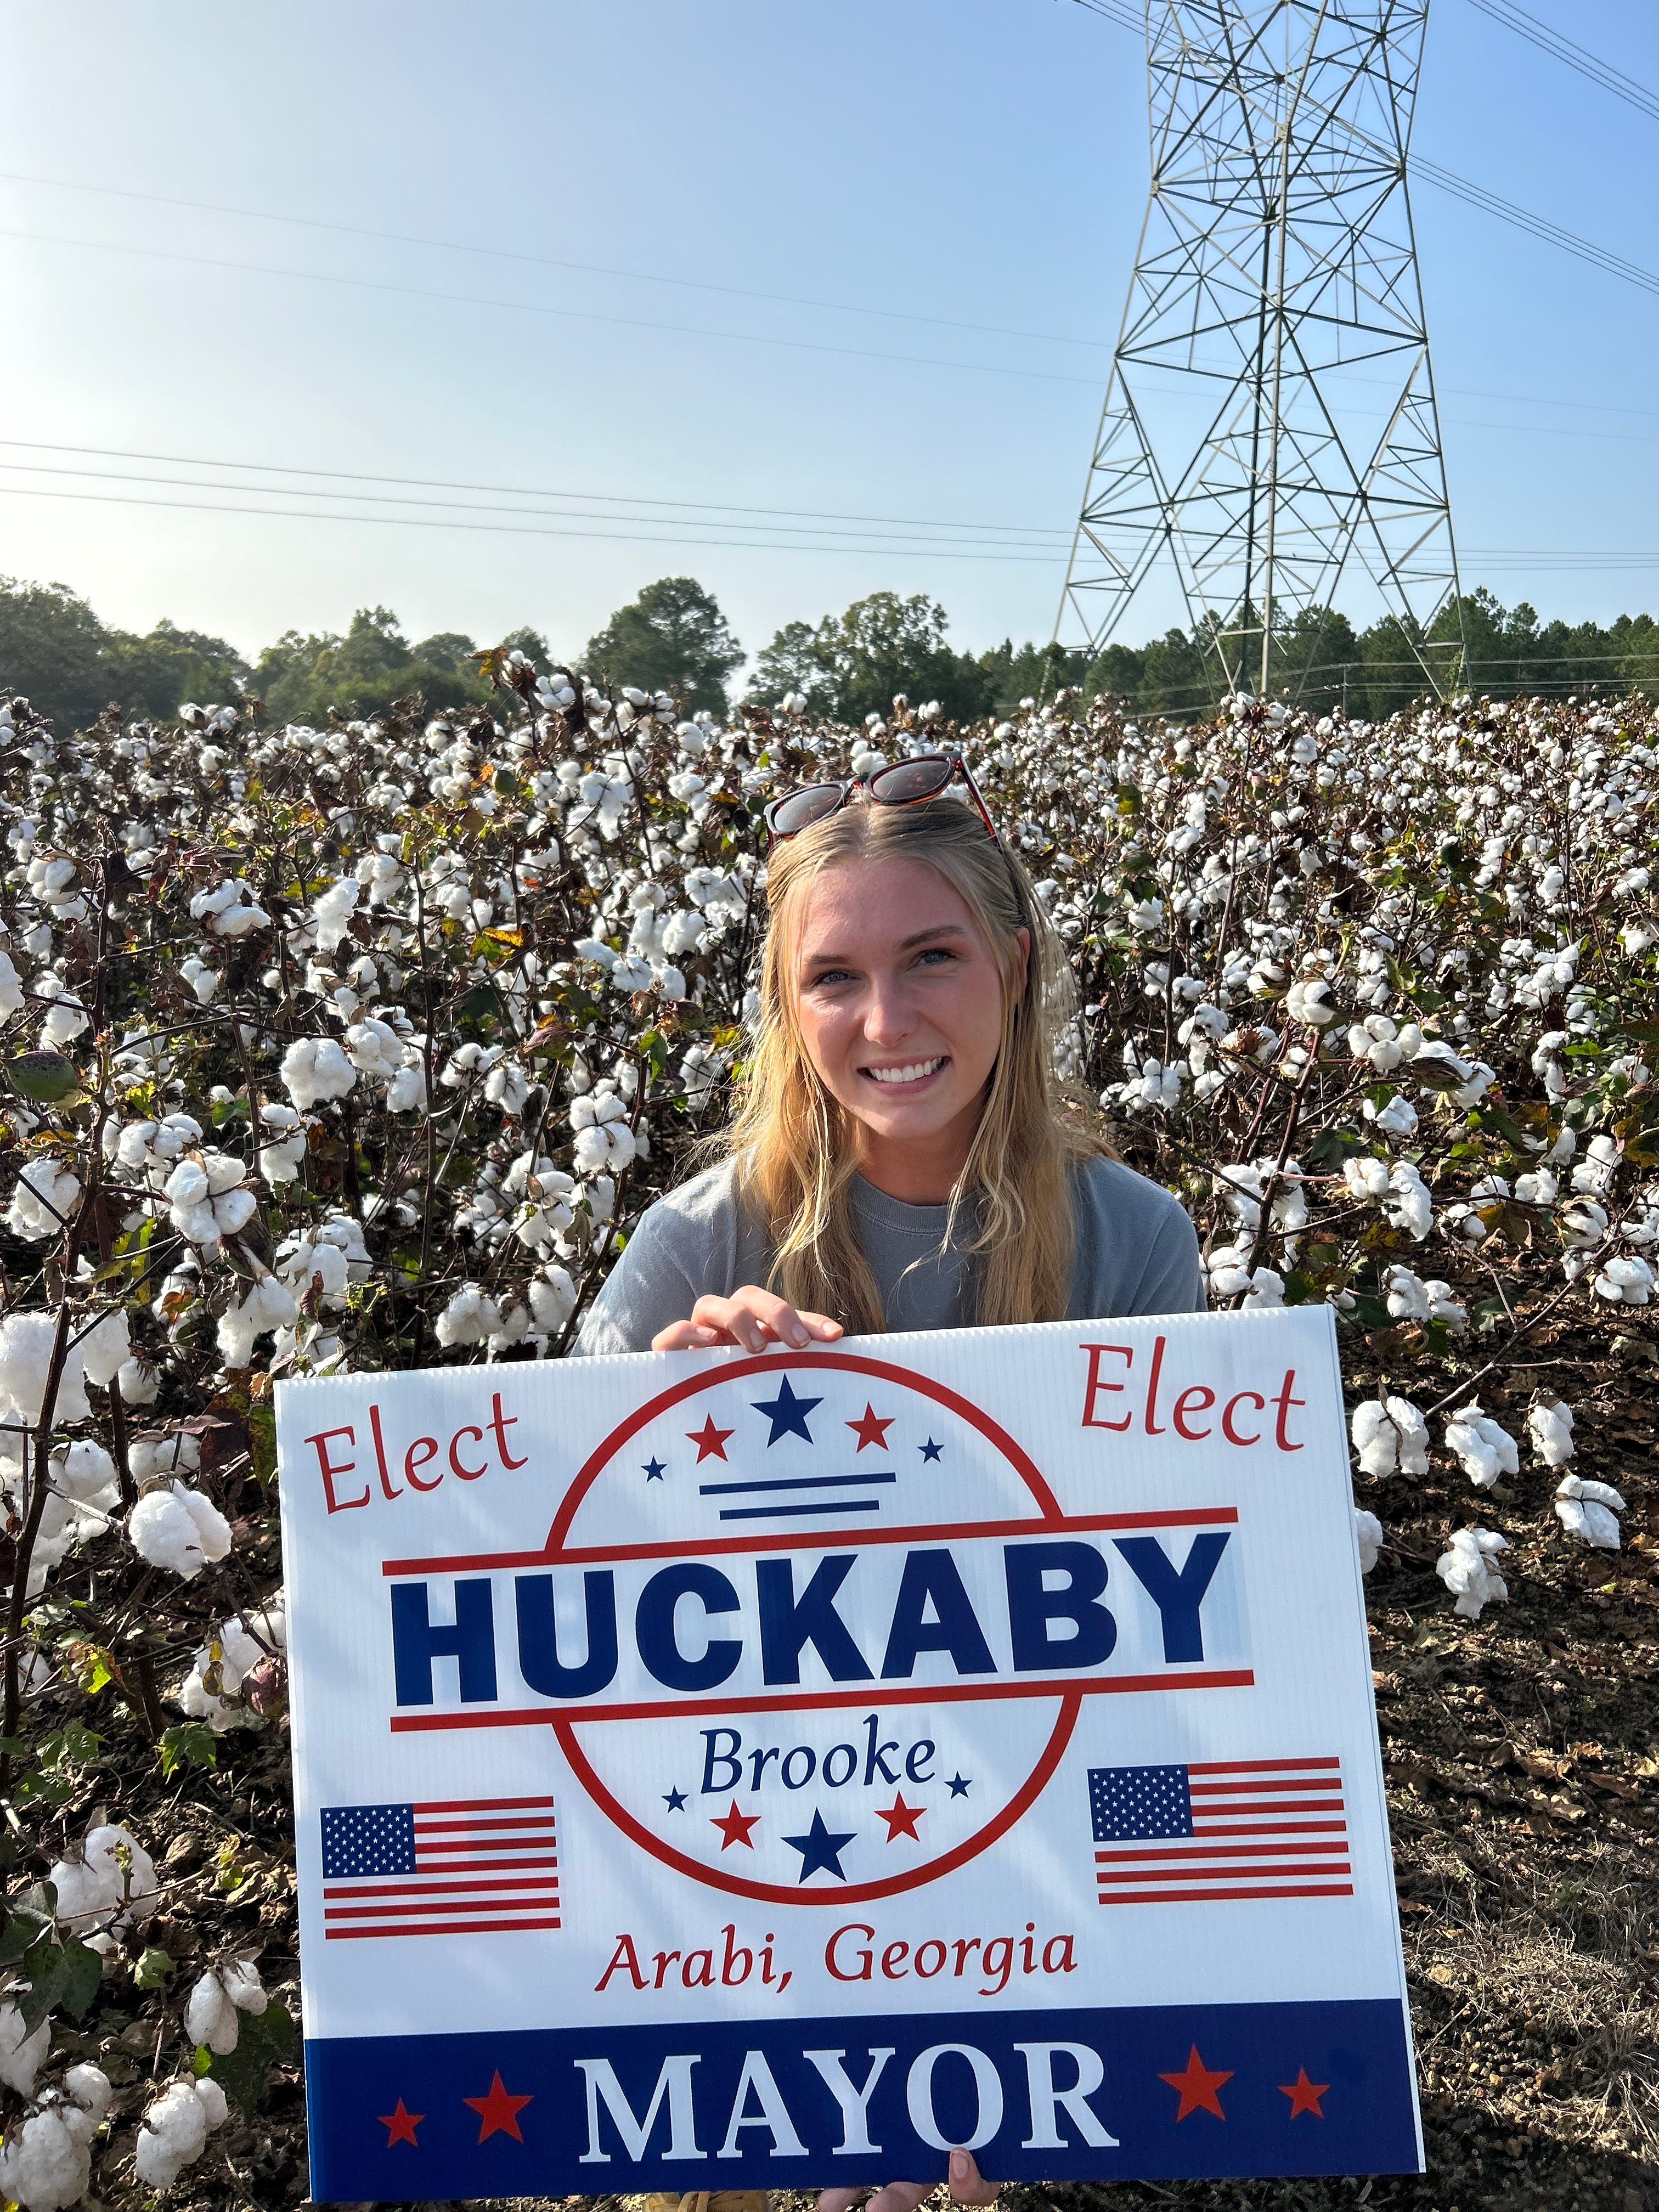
205, 1999, 298, 2114
158, 1723, 218, 1779
133, 1945, 175, 1990
0, 1906, 54, 1965
37, 1721, 103, 1772
16, 1939, 70, 2033
59, 1937, 103, 2020
0, 1736, 30, 1757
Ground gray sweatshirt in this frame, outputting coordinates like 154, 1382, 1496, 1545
572, 1153, 1204, 1356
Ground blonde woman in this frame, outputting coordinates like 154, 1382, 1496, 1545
576, 753, 1203, 1363
583, 758, 1201, 2212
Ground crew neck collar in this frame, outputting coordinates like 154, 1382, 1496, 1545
850, 1173, 962, 1230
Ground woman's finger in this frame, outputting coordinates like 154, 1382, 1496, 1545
649, 1320, 723, 1351
947, 2148, 1000, 2204
865, 2183, 933, 2212
816, 2190, 866, 2212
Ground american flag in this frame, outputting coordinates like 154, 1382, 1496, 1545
1089, 1758, 1351, 1905
319, 1795, 560, 1939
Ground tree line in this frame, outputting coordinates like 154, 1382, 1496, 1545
5, 569, 1659, 735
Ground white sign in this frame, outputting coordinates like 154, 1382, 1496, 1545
278, 1306, 1422, 2200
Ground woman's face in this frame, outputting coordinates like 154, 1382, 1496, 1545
789, 855, 1025, 1190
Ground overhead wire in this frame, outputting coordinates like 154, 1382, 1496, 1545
1458, 0, 1659, 125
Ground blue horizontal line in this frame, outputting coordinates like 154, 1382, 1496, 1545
699, 1472, 896, 1496
717, 1499, 885, 1521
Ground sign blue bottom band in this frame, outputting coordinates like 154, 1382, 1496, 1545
304, 1997, 1422, 2198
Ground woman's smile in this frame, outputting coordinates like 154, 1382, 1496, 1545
862, 1054, 948, 1088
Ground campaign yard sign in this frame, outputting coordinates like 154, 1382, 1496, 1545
277, 1305, 1423, 2203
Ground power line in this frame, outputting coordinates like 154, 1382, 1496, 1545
0, 168, 1114, 355
1459, 0, 1659, 126
0, 458, 1070, 552
0, 481, 1067, 562
0, 227, 1103, 392
0, 438, 1069, 539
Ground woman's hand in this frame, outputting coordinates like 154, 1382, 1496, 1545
651, 1285, 845, 1354
818, 2146, 999, 2212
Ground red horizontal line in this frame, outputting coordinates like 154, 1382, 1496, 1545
418, 1849, 562, 1867
381, 1505, 1240, 1577
390, 1667, 1256, 1733
326, 1915, 562, 1939
1190, 1776, 1342, 1797
413, 1795, 556, 1812
1193, 1798, 1346, 1818
413, 1814, 558, 1833
1098, 1884, 1355, 1904
1094, 1861, 1351, 1883
325, 1893, 560, 1921
1187, 1758, 1340, 1775
326, 1876, 561, 1899
1096, 1839, 1352, 1863
1190, 1819, 1346, 1836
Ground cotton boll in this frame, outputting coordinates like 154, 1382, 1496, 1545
6, 1157, 82, 1242
117, 1356, 159, 1406
1528, 1398, 1576, 1468
1435, 1526, 1509, 1618
0, 1999, 50, 2094
78, 1306, 131, 1389
185, 1971, 240, 2053
1443, 1402, 1520, 1489
128, 1482, 230, 1578
278, 1036, 357, 1109
1354, 1509, 1384, 1574
1342, 1155, 1390, 1202
134, 2079, 209, 2188
1384, 1266, 1430, 1322
1553, 1473, 1625, 1549
435, 1283, 504, 1348
219, 1956, 267, 2014
0, 1309, 92, 1424
0, 2106, 90, 2210
51, 1439, 117, 1502
1240, 1267, 1285, 1309
1594, 1255, 1655, 1304
1385, 1161, 1434, 1240
193, 2075, 229, 2131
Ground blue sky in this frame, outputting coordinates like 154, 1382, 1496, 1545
3, 0, 1658, 673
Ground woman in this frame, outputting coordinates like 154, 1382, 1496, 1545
583, 759, 1204, 2212
577, 755, 1203, 1363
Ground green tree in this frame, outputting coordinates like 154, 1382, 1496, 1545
975, 639, 1093, 716
751, 592, 992, 725
251, 608, 487, 724
409, 631, 478, 673
1135, 627, 1210, 715
583, 578, 742, 714
0, 578, 113, 732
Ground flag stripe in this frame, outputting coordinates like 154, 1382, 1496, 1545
1094, 1861, 1352, 1882
412, 1853, 559, 1872
328, 1915, 562, 1938
1097, 1839, 1351, 1862
1188, 1776, 1342, 1797
326, 1876, 561, 1899
1188, 1818, 1347, 1835
326, 1893, 560, 1920
1187, 1757, 1340, 1773
411, 1814, 558, 1834
1098, 1884, 1353, 1904
413, 1795, 555, 1812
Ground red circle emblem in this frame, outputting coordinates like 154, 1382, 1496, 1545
546, 1350, 1080, 1908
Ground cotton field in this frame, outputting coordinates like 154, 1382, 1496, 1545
0, 654, 1655, 2201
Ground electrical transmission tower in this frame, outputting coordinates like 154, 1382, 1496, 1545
1057, 1, 1465, 702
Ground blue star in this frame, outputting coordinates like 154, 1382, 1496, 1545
663, 1786, 688, 1812
782, 1807, 857, 1882
947, 1773, 972, 1798
919, 1437, 943, 1462
642, 1457, 667, 1481
751, 1374, 822, 1446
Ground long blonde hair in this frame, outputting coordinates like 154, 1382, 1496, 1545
726, 792, 1102, 1331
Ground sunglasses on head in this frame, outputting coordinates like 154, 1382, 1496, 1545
763, 752, 998, 846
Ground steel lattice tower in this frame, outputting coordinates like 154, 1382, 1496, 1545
1057, 0, 1465, 701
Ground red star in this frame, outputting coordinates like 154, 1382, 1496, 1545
874, 1793, 925, 1841
846, 1402, 894, 1452
1159, 2046, 1233, 2121
1279, 2068, 1329, 2119
463, 2070, 533, 2143
379, 2098, 422, 2147
710, 1799, 760, 1850
687, 1415, 735, 1463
